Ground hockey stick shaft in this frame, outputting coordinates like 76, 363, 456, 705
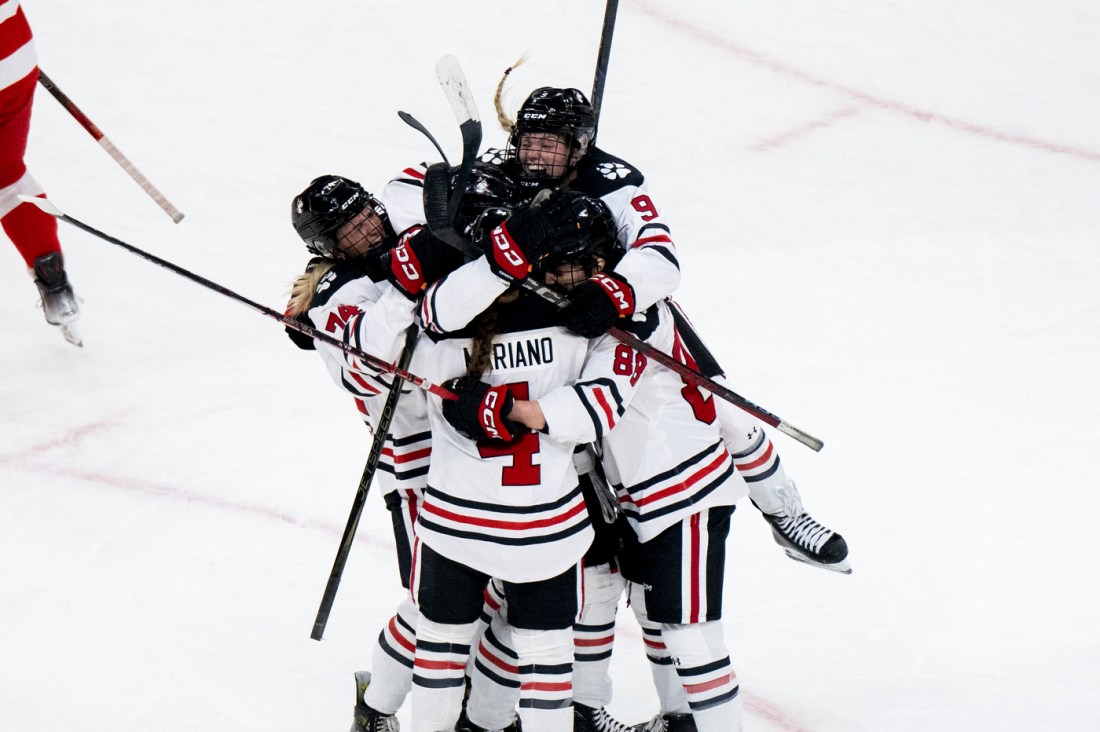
607, 325, 822, 451
590, 0, 620, 127
311, 326, 418, 641
36, 70, 185, 224
18, 196, 454, 400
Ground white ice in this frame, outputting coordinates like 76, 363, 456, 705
2, 1, 1099, 730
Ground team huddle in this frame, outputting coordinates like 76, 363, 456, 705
284, 85, 850, 732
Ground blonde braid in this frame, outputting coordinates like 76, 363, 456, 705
286, 260, 335, 317
494, 54, 529, 134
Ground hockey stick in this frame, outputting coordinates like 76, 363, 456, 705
590, 0, 620, 131
422, 67, 824, 452
436, 56, 483, 226
397, 111, 450, 165
18, 195, 455, 401
36, 71, 185, 224
311, 325, 418, 641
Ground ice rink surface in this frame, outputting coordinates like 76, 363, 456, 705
2, 1, 1099, 730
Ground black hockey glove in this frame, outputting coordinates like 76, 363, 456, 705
558, 272, 637, 337
484, 189, 579, 283
441, 377, 525, 442
284, 309, 316, 350
383, 229, 466, 300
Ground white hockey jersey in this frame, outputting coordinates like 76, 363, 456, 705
414, 293, 643, 583
590, 301, 747, 543
295, 258, 430, 497
379, 163, 429, 236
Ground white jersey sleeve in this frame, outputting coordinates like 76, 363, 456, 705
419, 256, 510, 336
536, 327, 650, 445
600, 179, 680, 311
596, 302, 746, 542
379, 163, 429, 234
571, 147, 681, 310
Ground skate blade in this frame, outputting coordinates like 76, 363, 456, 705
59, 321, 83, 347
782, 547, 852, 574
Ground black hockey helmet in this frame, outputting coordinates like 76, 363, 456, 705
534, 192, 619, 281
291, 175, 393, 259
469, 205, 514, 248
454, 162, 520, 233
508, 87, 596, 186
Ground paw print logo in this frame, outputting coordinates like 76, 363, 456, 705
597, 162, 631, 180
316, 270, 337, 294
480, 150, 507, 165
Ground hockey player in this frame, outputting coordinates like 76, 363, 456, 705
506, 251, 749, 732
1, 0, 81, 345
496, 84, 849, 582
287, 174, 422, 732
418, 196, 651, 732
286, 166, 524, 732
408, 191, 645, 732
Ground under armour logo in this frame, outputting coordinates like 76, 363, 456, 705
597, 162, 631, 180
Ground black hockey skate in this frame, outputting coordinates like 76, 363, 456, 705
454, 713, 522, 731
574, 703, 634, 732
350, 671, 399, 732
32, 252, 81, 347
756, 502, 851, 574
631, 712, 698, 732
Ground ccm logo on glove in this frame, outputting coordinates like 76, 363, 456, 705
591, 272, 635, 315
389, 241, 425, 294
490, 224, 530, 281
479, 388, 509, 441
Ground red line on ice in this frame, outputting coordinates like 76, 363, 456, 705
752, 105, 864, 152
0, 418, 120, 465
632, 0, 1100, 163
3, 418, 390, 549
743, 691, 812, 732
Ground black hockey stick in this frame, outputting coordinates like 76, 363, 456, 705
422, 61, 823, 451
590, 0, 620, 131
397, 111, 450, 165
18, 196, 456, 401
437, 56, 483, 226
311, 325, 418, 641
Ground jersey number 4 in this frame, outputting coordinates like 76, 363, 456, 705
477, 382, 541, 486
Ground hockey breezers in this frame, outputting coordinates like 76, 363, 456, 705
18, 195, 457, 402
423, 61, 825, 452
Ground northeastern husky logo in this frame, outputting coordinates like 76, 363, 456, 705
596, 162, 631, 180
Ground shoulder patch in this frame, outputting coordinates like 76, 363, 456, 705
571, 147, 646, 197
